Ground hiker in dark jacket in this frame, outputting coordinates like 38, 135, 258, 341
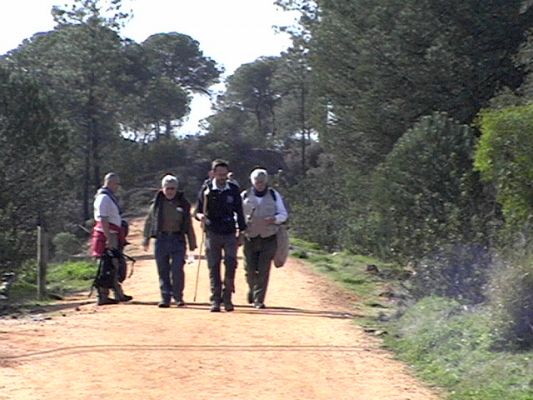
195, 159, 246, 312
143, 175, 197, 308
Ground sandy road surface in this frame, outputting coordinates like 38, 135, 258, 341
0, 219, 441, 400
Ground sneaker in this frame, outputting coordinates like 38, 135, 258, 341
210, 303, 221, 312
176, 300, 186, 307
224, 302, 234, 312
97, 298, 119, 306
254, 302, 266, 309
158, 302, 170, 308
121, 294, 133, 302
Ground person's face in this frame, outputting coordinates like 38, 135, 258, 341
162, 185, 177, 200
253, 179, 267, 192
213, 166, 228, 185
107, 178, 120, 193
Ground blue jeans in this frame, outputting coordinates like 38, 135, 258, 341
205, 231, 238, 303
155, 233, 186, 304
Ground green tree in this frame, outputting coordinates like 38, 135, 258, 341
140, 32, 221, 137
302, 0, 533, 169
142, 32, 220, 94
475, 104, 533, 228
221, 57, 281, 141
0, 67, 69, 272
373, 112, 497, 260
273, 45, 317, 176
5, 0, 131, 219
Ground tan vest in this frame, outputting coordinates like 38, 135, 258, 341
243, 189, 279, 238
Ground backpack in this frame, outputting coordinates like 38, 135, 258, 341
93, 248, 119, 289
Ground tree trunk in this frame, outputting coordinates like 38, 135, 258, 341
83, 141, 91, 221
299, 87, 306, 176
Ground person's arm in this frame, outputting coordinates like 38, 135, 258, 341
142, 203, 155, 251
234, 188, 246, 246
184, 202, 197, 251
96, 195, 115, 248
234, 188, 247, 232
194, 185, 206, 222
273, 190, 288, 225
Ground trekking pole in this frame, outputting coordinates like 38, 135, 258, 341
193, 188, 209, 302
193, 230, 205, 302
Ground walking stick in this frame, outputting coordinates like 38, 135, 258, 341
193, 188, 209, 302
193, 230, 205, 302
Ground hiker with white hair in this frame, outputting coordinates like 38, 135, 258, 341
91, 172, 133, 305
241, 168, 288, 309
143, 174, 197, 308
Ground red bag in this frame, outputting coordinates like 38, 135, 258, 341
90, 221, 124, 257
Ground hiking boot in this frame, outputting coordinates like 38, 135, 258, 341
97, 298, 119, 306
224, 301, 234, 312
158, 302, 170, 308
210, 302, 221, 312
254, 302, 266, 309
120, 294, 133, 302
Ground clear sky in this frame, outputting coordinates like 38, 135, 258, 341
0, 0, 298, 133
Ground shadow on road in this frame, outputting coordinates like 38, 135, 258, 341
127, 300, 359, 319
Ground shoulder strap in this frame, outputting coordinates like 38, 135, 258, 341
99, 188, 122, 215
243, 188, 277, 201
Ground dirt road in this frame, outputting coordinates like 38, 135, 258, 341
0, 219, 441, 400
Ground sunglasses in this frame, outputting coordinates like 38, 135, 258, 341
164, 187, 177, 191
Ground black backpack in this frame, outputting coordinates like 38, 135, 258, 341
90, 249, 135, 297
93, 248, 120, 289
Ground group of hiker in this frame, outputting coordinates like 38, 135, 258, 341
90, 159, 289, 312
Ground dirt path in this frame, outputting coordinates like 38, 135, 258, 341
0, 219, 441, 400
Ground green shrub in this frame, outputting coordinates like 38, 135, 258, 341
48, 261, 95, 281
373, 112, 497, 261
387, 296, 533, 399
52, 232, 81, 261
475, 104, 533, 228
287, 163, 369, 252
409, 244, 490, 304
487, 257, 533, 350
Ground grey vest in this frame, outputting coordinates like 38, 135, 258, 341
242, 189, 279, 238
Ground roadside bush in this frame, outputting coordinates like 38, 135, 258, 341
46, 261, 96, 294
372, 112, 497, 261
8, 259, 37, 301
287, 162, 349, 251
52, 232, 81, 261
487, 256, 533, 350
409, 243, 491, 304
475, 104, 533, 229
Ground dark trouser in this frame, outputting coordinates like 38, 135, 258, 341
155, 233, 186, 304
244, 235, 277, 304
205, 231, 238, 304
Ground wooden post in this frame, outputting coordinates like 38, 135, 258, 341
37, 225, 48, 300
